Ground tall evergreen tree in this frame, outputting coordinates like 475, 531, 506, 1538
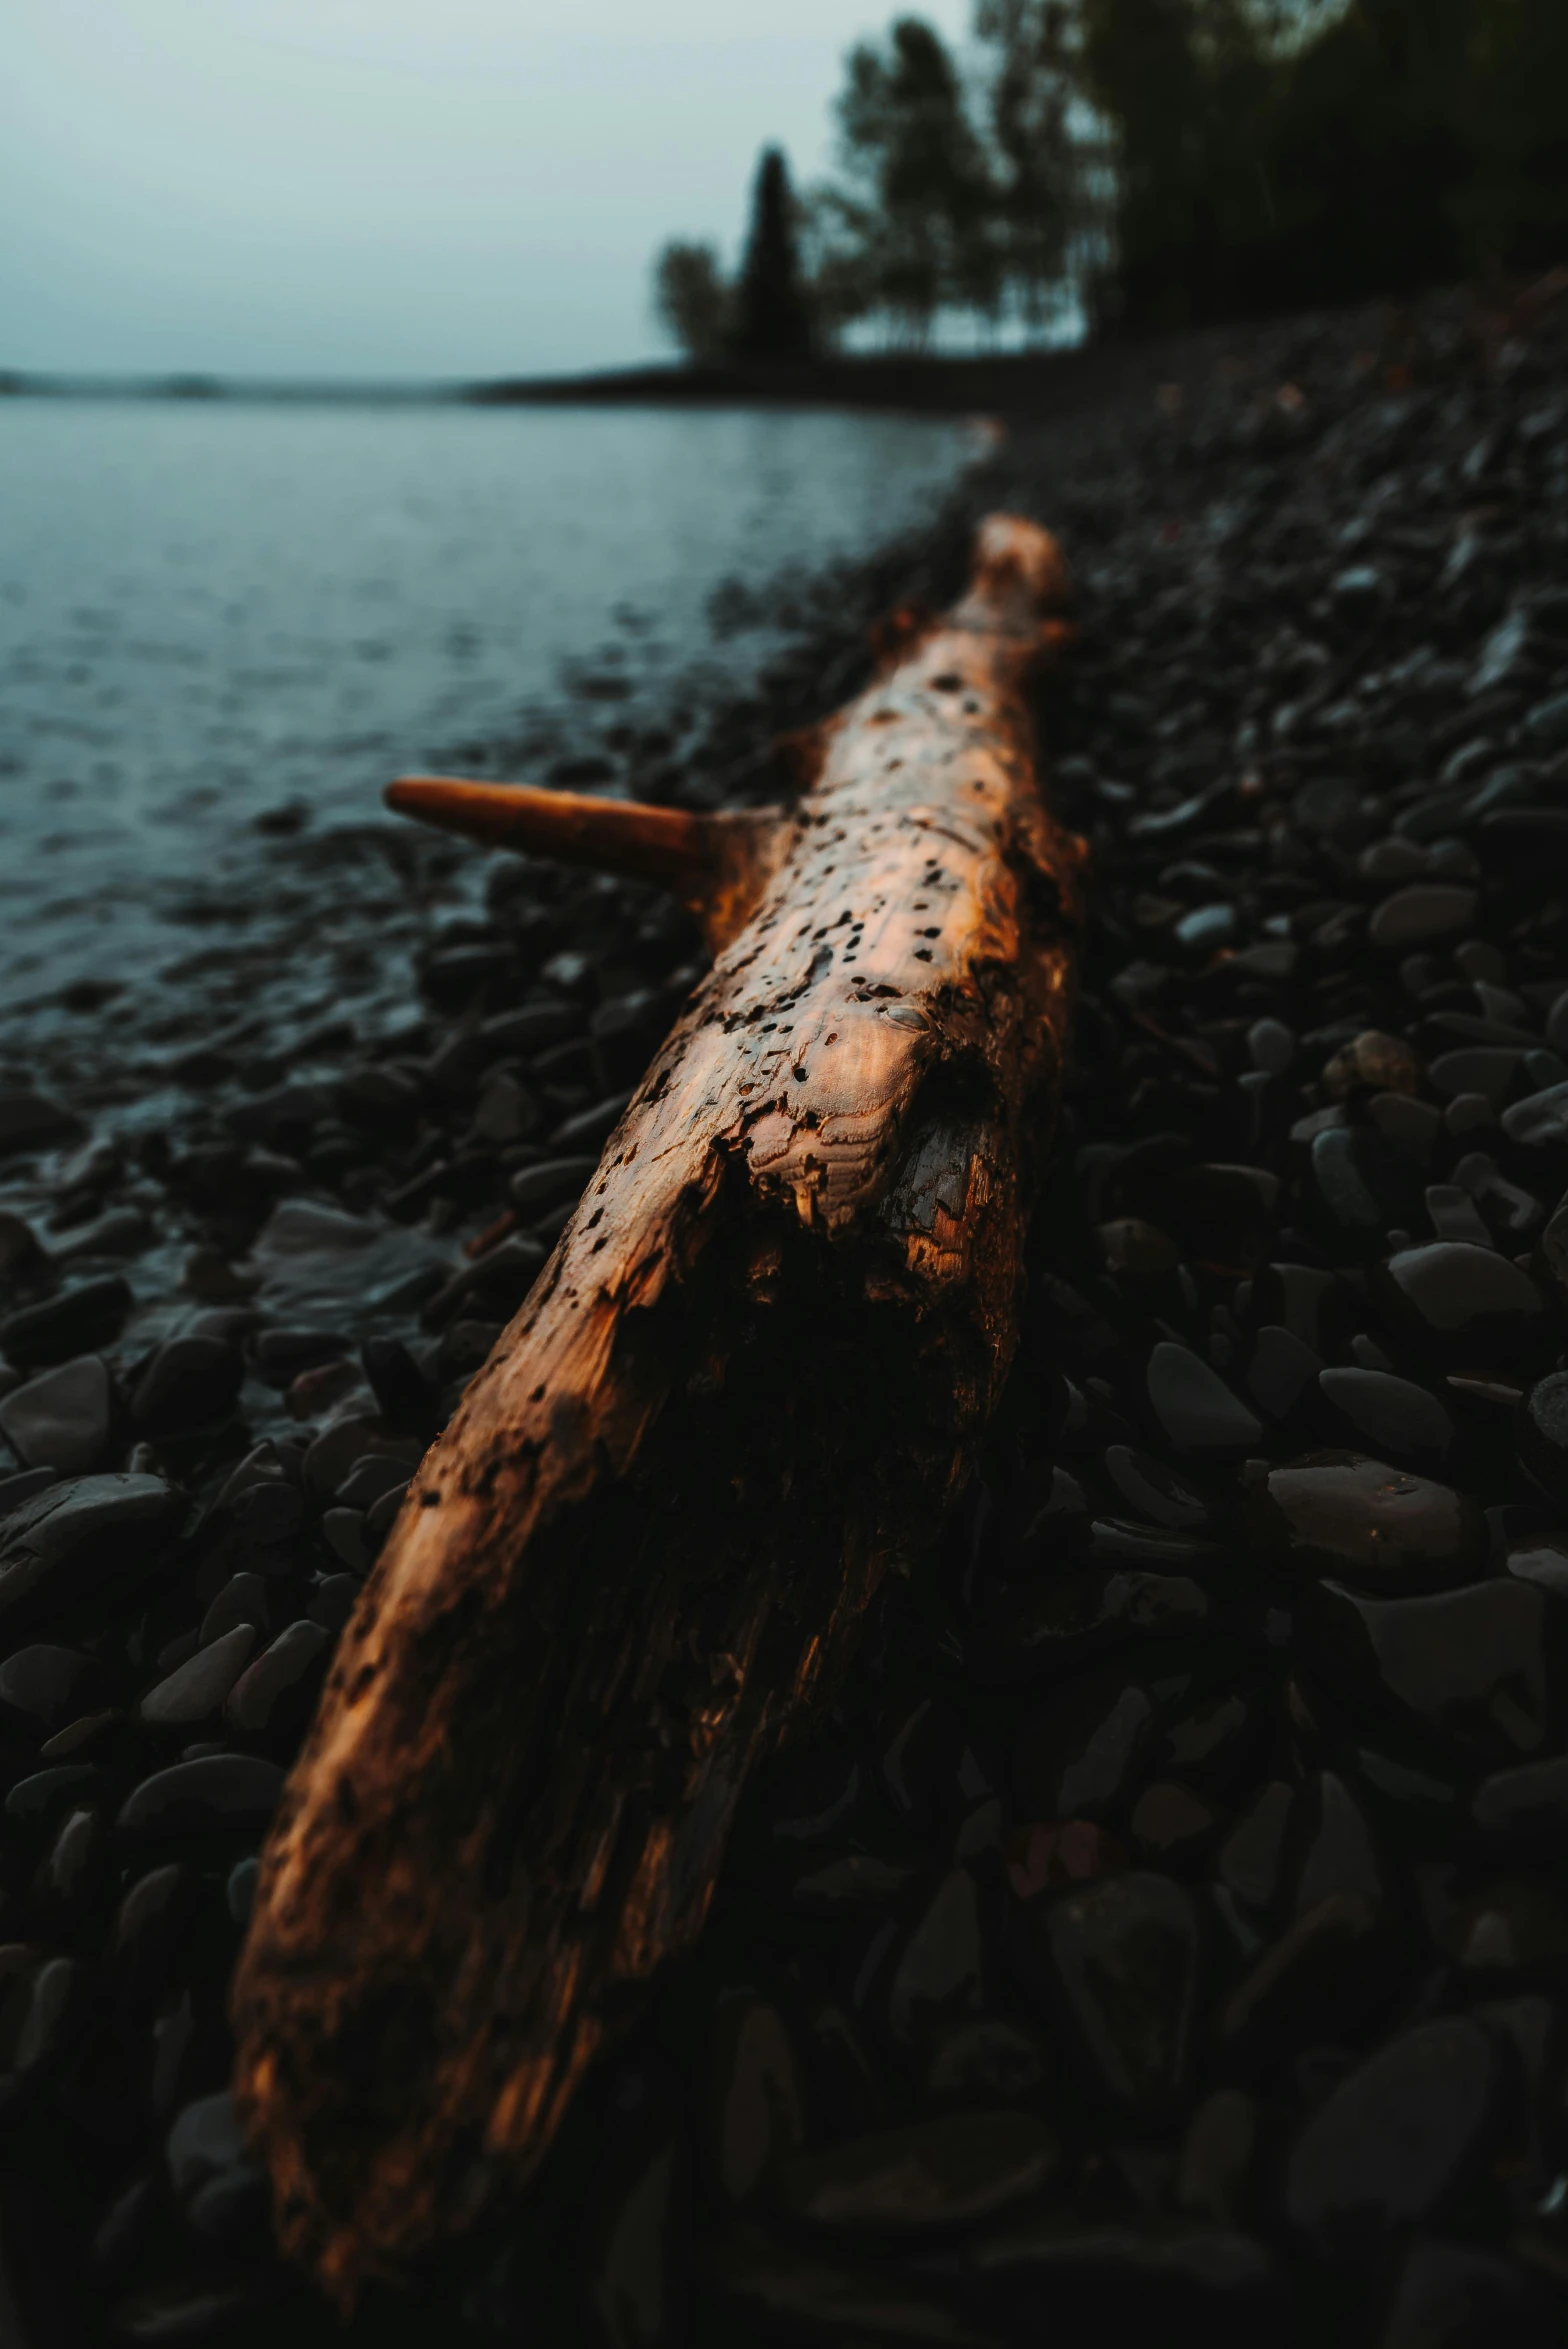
732, 147, 815, 359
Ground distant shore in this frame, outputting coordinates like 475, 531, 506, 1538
0, 330, 1248, 421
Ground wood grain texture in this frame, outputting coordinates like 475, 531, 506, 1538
231, 513, 1086, 2303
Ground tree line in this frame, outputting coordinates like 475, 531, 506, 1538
653, 0, 1568, 359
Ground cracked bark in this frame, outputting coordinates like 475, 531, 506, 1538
231, 513, 1087, 2303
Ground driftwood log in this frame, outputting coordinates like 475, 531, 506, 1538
232, 513, 1087, 2303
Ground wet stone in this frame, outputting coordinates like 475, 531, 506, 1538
1445, 1092, 1497, 1140
887, 1869, 984, 2045
227, 1853, 259, 1925
1312, 1127, 1415, 1234
1174, 903, 1237, 956
1517, 1373, 1568, 1502
301, 1415, 422, 1505
229, 1480, 304, 1558
1098, 1219, 1180, 1285
1160, 1689, 1253, 1789
110, 2274, 286, 2341
471, 1070, 538, 1146
1294, 1771, 1384, 1913
129, 1336, 243, 1440
1502, 1081, 1568, 1149
0, 1356, 114, 1475
109, 1863, 202, 2006
1040, 1871, 1198, 2117
551, 1089, 635, 1151
509, 1154, 598, 1219
1005, 1819, 1128, 1901
1247, 1325, 1324, 1422
881, 1697, 988, 1836
1449, 1878, 1568, 1975
0, 1210, 47, 1290
335, 1454, 414, 1512
1284, 2017, 1498, 2262
1102, 1445, 1210, 1531
1380, 2239, 1552, 2349
1018, 1681, 1150, 1822
116, 1754, 284, 1844
1130, 1781, 1216, 1864
1086, 1519, 1223, 1571
0, 1277, 132, 1372
1373, 1243, 1546, 1363
1471, 1754, 1568, 1849
1310, 1576, 1552, 1763
1159, 1163, 1280, 1275
0, 1642, 114, 1734
359, 1335, 432, 1433
1222, 1885, 1392, 2060
1425, 1184, 1494, 1247
1248, 1019, 1295, 1076
139, 1624, 256, 1729
1175, 2089, 1259, 2226
927, 2019, 1047, 2103
999, 1464, 1089, 1571
777, 2110, 1060, 2232
965, 2212, 1278, 2321
0, 1473, 183, 1635
708, 1995, 804, 2203
251, 1328, 348, 1389
1369, 886, 1479, 951
0, 1088, 82, 1158
286, 1359, 363, 1420
1146, 1342, 1263, 1459
167, 2089, 268, 2244
1250, 1454, 1485, 1592
308, 1573, 361, 1630
975, 1567, 1207, 1685
1323, 1031, 1423, 1101
1429, 1048, 1525, 1108
758, 1739, 864, 1846
704, 2225, 979, 2343
1504, 1534, 1568, 1598
1316, 1370, 1455, 1471
1368, 1091, 1443, 1166
790, 1854, 918, 1917
0, 1469, 58, 1522
9, 1952, 87, 2074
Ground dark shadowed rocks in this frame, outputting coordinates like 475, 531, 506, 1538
1284, 2018, 1498, 2261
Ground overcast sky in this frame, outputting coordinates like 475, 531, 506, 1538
4, 0, 974, 379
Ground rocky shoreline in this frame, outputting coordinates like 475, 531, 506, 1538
1, 277, 1567, 2344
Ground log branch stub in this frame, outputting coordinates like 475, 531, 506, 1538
233, 511, 1087, 2304
384, 777, 787, 952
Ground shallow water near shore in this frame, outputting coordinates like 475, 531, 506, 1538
0, 398, 968, 1061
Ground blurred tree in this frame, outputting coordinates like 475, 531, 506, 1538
973, 0, 1080, 332
833, 17, 1002, 344
655, 0, 1567, 366
1253, 0, 1471, 306
1078, 0, 1282, 326
732, 147, 816, 358
1455, 0, 1568, 268
652, 240, 732, 362
797, 185, 883, 346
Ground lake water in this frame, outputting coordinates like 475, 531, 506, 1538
0, 398, 968, 1068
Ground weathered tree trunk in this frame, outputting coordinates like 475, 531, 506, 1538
232, 514, 1086, 2304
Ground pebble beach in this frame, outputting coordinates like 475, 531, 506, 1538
2, 277, 1568, 2344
